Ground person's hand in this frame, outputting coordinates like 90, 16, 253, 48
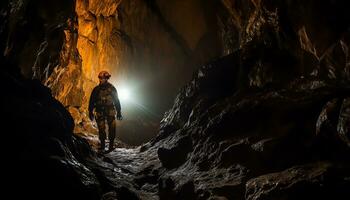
117, 113, 123, 120
89, 111, 94, 121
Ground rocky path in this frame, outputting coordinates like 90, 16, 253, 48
87, 145, 161, 200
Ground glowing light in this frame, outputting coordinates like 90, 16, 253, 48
112, 80, 162, 120
119, 87, 131, 102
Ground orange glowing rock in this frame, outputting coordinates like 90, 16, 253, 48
47, 0, 126, 112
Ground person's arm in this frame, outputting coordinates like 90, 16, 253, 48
88, 87, 97, 120
112, 86, 122, 119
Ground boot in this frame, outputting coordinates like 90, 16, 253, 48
108, 139, 115, 151
99, 140, 105, 151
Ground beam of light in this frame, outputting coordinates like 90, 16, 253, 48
118, 87, 131, 102
113, 80, 161, 121
131, 100, 162, 120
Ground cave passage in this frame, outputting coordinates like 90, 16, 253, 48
40, 0, 224, 147
2, 0, 350, 199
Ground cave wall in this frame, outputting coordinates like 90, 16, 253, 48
1, 0, 350, 199
4, 0, 349, 119
1, 0, 228, 143
217, 0, 350, 87
44, 0, 224, 114
1, 0, 224, 113
40, 0, 227, 138
46, 0, 124, 110
1, 0, 75, 79
52, 0, 349, 114
2, 0, 349, 142
138, 0, 350, 199
0, 1, 105, 199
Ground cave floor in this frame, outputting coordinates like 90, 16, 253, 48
90, 145, 161, 199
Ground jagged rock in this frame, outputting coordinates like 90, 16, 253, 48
320, 35, 350, 80
68, 105, 99, 135
134, 165, 159, 189
207, 196, 229, 200
210, 184, 245, 200
158, 177, 176, 200
101, 191, 118, 200
175, 180, 196, 200
1, 2, 110, 195
316, 98, 343, 139
101, 187, 140, 200
218, 0, 350, 86
68, 106, 84, 125
245, 162, 350, 200
157, 53, 239, 141
2, 0, 350, 200
337, 98, 350, 146
1, 0, 75, 80
157, 135, 192, 169
158, 178, 196, 200
315, 97, 350, 159
115, 186, 140, 200
147, 1, 350, 195
1, 70, 102, 199
218, 139, 258, 168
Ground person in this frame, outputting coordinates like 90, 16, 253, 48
88, 71, 123, 152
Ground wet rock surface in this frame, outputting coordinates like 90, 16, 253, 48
127, 0, 350, 198
245, 162, 350, 200
1, 0, 350, 200
1, 70, 100, 199
139, 69, 350, 199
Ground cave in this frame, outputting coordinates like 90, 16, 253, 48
1, 0, 350, 199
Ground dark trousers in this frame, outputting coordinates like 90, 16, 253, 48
95, 111, 116, 148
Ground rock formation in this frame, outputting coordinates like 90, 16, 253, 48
42, 0, 225, 140
1, 0, 350, 199
133, 0, 350, 199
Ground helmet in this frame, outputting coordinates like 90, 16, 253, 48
98, 71, 111, 79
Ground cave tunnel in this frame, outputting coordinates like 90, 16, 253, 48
1, 0, 350, 199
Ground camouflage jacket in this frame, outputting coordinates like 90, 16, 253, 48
88, 82, 121, 114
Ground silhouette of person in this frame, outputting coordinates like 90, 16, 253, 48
88, 71, 122, 152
